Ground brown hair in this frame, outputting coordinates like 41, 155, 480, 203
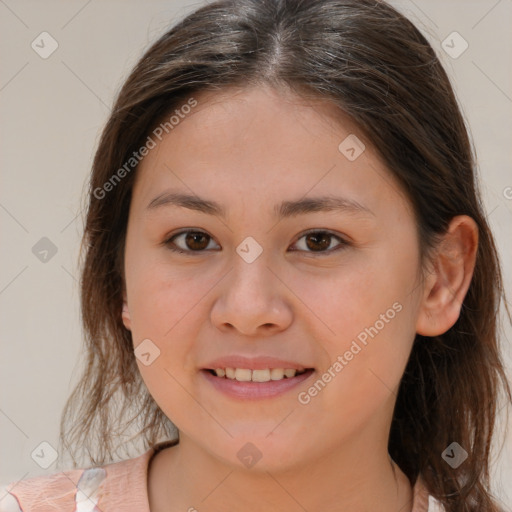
59, 0, 511, 510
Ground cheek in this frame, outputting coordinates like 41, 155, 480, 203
291, 247, 417, 347
293, 244, 418, 410
125, 255, 225, 401
125, 250, 211, 339
126, 263, 210, 423
295, 293, 415, 439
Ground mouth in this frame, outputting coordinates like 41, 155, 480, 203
202, 367, 314, 382
200, 367, 316, 400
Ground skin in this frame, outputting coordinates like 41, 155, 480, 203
121, 84, 478, 512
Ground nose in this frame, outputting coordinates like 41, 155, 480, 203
210, 251, 293, 337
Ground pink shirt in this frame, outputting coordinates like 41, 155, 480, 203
1, 440, 445, 511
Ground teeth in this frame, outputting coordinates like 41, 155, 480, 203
270, 368, 284, 380
235, 368, 252, 382
213, 368, 306, 381
253, 369, 271, 382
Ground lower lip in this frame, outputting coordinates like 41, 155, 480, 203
200, 369, 315, 400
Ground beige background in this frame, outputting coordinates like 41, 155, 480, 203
1, 0, 511, 508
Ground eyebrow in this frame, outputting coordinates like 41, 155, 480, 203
145, 191, 374, 219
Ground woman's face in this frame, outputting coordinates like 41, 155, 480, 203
122, 85, 426, 470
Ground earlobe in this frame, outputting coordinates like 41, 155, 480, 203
122, 292, 131, 331
416, 215, 478, 336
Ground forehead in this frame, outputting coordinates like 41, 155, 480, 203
130, 85, 412, 221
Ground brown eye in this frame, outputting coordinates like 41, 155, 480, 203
305, 232, 331, 251
165, 230, 219, 253
291, 230, 348, 254
184, 232, 210, 250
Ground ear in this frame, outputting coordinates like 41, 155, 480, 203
122, 290, 131, 331
416, 215, 478, 336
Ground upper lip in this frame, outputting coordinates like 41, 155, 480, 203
202, 356, 313, 371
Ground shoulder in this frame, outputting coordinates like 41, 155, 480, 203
0, 466, 103, 512
0, 465, 115, 512
0, 442, 172, 512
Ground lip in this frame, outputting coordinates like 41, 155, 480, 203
201, 368, 315, 400
202, 355, 312, 371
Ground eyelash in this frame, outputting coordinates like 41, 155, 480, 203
162, 229, 350, 256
